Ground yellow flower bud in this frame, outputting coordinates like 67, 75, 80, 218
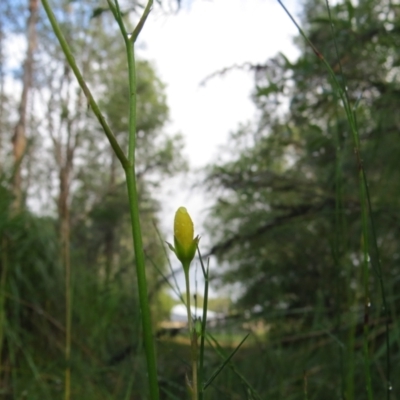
167, 207, 200, 271
174, 207, 194, 252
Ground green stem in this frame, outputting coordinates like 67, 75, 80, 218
362, 168, 391, 398
346, 306, 356, 400
0, 237, 8, 379
198, 253, 209, 400
118, 2, 159, 397
360, 177, 373, 400
131, 0, 153, 43
184, 267, 198, 400
125, 167, 159, 400
41, 0, 128, 168
124, 31, 138, 165
42, 0, 159, 398
63, 221, 72, 400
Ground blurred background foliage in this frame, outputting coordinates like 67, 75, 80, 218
204, 0, 400, 398
1, 0, 186, 398
0, 0, 399, 398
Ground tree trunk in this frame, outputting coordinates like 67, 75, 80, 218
11, 0, 39, 210
58, 154, 73, 400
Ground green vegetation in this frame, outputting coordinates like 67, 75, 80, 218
205, 0, 398, 398
0, 0, 398, 399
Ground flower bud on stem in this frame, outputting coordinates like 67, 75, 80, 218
167, 207, 200, 400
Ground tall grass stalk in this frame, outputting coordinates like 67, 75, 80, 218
183, 267, 198, 400
168, 207, 201, 398
197, 250, 209, 400
63, 223, 72, 400
332, 101, 355, 399
278, 1, 390, 398
203, 332, 250, 392
0, 237, 8, 377
41, 1, 159, 399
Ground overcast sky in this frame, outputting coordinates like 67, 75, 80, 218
135, 0, 301, 296
138, 0, 300, 223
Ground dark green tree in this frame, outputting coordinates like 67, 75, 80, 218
204, 1, 400, 397
207, 0, 400, 313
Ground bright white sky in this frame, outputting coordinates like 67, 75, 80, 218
140, 0, 299, 166
135, 0, 301, 296
138, 0, 300, 224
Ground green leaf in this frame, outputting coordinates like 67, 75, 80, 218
203, 333, 250, 390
